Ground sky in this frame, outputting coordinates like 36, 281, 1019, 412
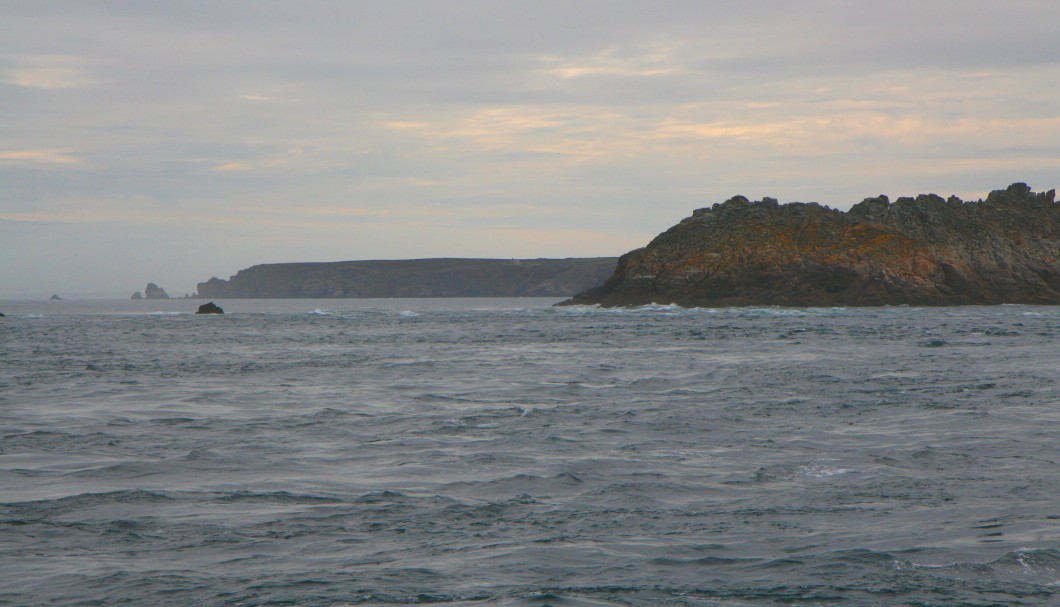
2, 1, 1058, 298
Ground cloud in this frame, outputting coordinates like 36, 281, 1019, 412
211, 146, 309, 172
542, 43, 688, 79
1, 1, 1058, 296
2, 54, 97, 89
0, 149, 82, 165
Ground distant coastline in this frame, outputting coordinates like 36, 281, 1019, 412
191, 257, 618, 299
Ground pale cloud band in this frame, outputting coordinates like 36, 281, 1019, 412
0, 149, 82, 165
2, 54, 98, 89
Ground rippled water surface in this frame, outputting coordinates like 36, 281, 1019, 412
1, 299, 1058, 606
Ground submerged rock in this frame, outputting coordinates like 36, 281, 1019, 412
196, 302, 224, 314
561, 183, 1060, 307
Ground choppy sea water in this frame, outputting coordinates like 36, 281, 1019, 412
1, 298, 1058, 607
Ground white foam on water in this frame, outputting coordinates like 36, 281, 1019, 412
797, 462, 853, 478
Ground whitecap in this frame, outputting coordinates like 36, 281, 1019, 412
554, 304, 600, 314
639, 302, 684, 312
797, 462, 853, 478
744, 307, 813, 317
399, 310, 420, 317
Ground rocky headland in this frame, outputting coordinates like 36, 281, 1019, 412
561, 183, 1059, 307
195, 258, 618, 299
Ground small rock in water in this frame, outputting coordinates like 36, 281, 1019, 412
131, 291, 143, 300
196, 302, 224, 314
50, 294, 62, 300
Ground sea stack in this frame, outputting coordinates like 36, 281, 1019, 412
196, 302, 224, 314
131, 291, 143, 300
561, 183, 1060, 307
144, 283, 170, 299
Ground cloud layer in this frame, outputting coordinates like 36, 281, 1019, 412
2, 1, 1058, 296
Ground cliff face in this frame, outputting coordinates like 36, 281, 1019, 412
562, 183, 1059, 307
196, 258, 618, 299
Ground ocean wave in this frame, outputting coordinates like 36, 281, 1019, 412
212, 490, 344, 504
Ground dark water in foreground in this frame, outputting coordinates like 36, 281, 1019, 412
1, 299, 1058, 606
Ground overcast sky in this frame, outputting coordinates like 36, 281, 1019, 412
2, 1, 1058, 298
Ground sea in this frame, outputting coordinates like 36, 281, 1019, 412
1, 298, 1057, 607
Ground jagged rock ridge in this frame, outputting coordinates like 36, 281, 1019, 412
195, 258, 618, 299
561, 183, 1059, 307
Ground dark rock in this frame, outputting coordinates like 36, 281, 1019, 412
561, 183, 1060, 307
144, 283, 170, 299
193, 258, 618, 299
131, 291, 143, 300
196, 302, 224, 314
49, 294, 62, 300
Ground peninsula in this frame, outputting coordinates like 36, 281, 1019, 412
561, 183, 1059, 307
194, 258, 617, 299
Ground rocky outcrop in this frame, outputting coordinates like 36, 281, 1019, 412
561, 183, 1059, 307
49, 294, 62, 300
131, 291, 143, 300
196, 302, 224, 314
195, 258, 618, 299
144, 283, 170, 299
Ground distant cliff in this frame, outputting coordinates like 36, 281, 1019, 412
561, 183, 1059, 307
195, 258, 618, 298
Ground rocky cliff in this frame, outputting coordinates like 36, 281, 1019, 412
195, 258, 618, 299
561, 183, 1059, 307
